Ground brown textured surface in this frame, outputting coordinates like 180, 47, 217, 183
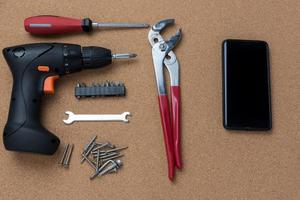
0, 0, 299, 199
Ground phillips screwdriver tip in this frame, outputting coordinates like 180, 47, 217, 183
128, 53, 137, 58
112, 53, 137, 59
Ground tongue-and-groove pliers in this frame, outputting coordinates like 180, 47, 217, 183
148, 19, 182, 181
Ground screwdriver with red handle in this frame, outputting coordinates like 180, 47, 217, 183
24, 15, 150, 35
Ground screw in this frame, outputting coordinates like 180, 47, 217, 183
90, 160, 114, 180
99, 160, 122, 176
82, 138, 127, 179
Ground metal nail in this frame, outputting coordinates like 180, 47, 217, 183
92, 151, 107, 155
91, 142, 110, 153
83, 135, 97, 153
81, 142, 96, 163
92, 152, 122, 159
99, 152, 119, 159
101, 154, 124, 162
92, 146, 127, 155
96, 149, 101, 170
82, 153, 97, 170
105, 146, 128, 153
91, 142, 115, 153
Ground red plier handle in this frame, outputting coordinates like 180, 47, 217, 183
158, 95, 175, 180
171, 86, 181, 169
148, 19, 182, 181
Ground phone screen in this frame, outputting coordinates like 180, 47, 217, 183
222, 39, 271, 130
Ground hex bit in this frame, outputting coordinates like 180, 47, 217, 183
59, 144, 69, 165
64, 144, 74, 167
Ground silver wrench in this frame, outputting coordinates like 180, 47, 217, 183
63, 111, 131, 125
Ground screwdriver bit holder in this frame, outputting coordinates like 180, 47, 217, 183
59, 143, 74, 167
75, 81, 126, 99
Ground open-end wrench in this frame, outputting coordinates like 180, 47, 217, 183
63, 111, 131, 125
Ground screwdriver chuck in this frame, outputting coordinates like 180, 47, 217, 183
82, 46, 112, 69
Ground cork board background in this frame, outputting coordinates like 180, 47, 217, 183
0, 0, 299, 199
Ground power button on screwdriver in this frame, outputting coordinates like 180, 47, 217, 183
13, 47, 25, 57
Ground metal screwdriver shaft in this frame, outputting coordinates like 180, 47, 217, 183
92, 22, 149, 29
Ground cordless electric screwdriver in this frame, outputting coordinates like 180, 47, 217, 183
2, 43, 136, 155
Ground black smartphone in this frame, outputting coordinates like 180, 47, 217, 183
222, 39, 272, 130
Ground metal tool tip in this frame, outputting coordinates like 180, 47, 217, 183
152, 19, 175, 31
129, 53, 137, 58
112, 53, 137, 59
174, 28, 182, 39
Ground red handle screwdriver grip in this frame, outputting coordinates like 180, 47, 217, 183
158, 95, 175, 181
24, 15, 83, 35
171, 86, 182, 169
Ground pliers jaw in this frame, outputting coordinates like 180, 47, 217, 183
148, 19, 183, 181
163, 29, 182, 55
152, 19, 175, 32
148, 19, 175, 46
148, 21, 182, 94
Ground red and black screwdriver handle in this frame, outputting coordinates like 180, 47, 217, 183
2, 43, 112, 154
24, 15, 93, 35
